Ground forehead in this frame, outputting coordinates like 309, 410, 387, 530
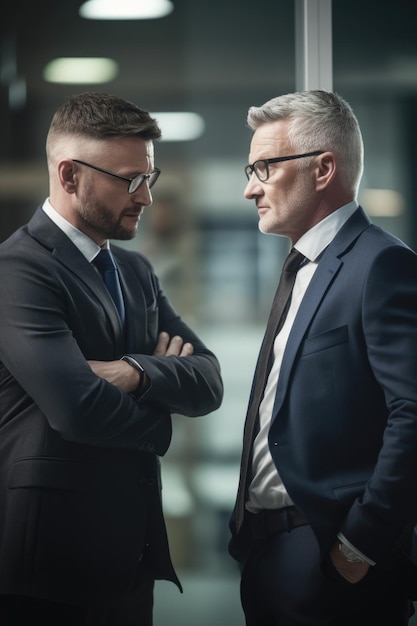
53, 135, 154, 167
93, 136, 154, 162
86, 137, 155, 174
249, 119, 290, 161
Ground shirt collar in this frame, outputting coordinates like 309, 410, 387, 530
294, 201, 358, 262
42, 198, 109, 262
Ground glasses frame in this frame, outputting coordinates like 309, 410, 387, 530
72, 159, 161, 193
245, 150, 325, 182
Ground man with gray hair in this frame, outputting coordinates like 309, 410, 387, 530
229, 90, 417, 625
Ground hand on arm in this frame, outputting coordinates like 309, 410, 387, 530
87, 358, 141, 393
87, 331, 194, 392
153, 331, 194, 357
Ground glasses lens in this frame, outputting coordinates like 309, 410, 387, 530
148, 169, 160, 189
254, 160, 268, 182
129, 175, 145, 193
128, 169, 160, 193
244, 165, 253, 180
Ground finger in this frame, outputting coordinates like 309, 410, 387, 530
153, 331, 170, 356
180, 342, 194, 357
165, 335, 184, 356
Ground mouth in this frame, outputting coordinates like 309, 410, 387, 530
123, 209, 142, 220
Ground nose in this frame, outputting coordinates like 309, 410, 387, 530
133, 180, 153, 207
244, 173, 262, 199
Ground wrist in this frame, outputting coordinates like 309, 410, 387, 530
120, 356, 148, 397
338, 541, 365, 563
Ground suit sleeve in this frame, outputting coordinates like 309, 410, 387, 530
126, 263, 223, 417
340, 244, 417, 564
129, 310, 223, 417
0, 247, 221, 453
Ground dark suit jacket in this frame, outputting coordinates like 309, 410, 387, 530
0, 207, 223, 608
230, 207, 417, 580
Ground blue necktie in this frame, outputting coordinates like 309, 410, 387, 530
93, 249, 125, 325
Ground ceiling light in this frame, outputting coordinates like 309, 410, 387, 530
43, 58, 118, 84
153, 112, 205, 142
79, 0, 173, 20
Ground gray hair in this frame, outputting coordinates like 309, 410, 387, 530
247, 90, 364, 196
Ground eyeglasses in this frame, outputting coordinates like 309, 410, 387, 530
72, 159, 161, 193
245, 150, 325, 182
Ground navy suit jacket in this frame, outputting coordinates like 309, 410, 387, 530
0, 207, 223, 607
230, 207, 417, 580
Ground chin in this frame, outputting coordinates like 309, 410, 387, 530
258, 220, 285, 238
258, 218, 274, 235
110, 228, 138, 241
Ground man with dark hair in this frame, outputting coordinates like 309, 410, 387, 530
0, 92, 223, 625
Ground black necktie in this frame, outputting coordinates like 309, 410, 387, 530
93, 249, 125, 325
235, 248, 306, 531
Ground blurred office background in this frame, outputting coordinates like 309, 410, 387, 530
2, 1, 417, 623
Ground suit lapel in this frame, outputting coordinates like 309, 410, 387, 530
113, 254, 147, 351
28, 208, 125, 352
271, 206, 372, 421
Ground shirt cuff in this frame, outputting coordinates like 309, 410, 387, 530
337, 532, 375, 566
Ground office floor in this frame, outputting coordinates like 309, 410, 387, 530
154, 571, 244, 626
154, 571, 417, 626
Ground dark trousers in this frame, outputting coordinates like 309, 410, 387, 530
0, 568, 154, 626
240, 522, 413, 626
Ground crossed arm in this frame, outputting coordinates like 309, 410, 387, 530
88, 331, 194, 394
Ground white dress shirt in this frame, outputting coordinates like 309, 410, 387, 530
246, 201, 358, 513
42, 198, 108, 261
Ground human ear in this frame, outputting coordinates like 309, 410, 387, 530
315, 152, 336, 191
58, 159, 78, 193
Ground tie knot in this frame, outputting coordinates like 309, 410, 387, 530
94, 249, 116, 273
282, 248, 305, 273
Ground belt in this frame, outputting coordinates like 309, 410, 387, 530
248, 506, 308, 540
